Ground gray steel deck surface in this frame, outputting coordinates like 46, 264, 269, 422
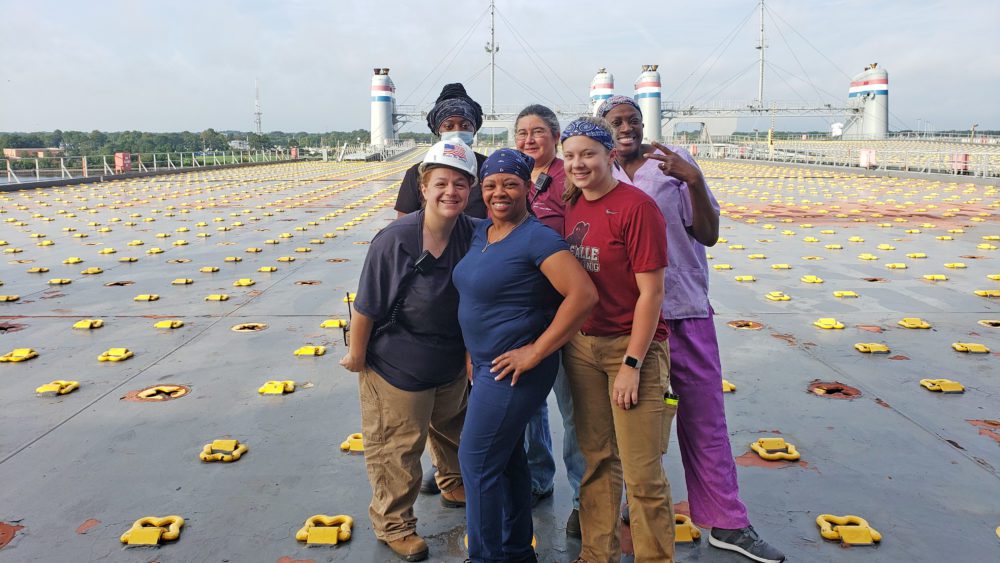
1, 157, 997, 562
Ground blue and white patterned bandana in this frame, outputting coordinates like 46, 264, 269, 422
560, 118, 614, 151
596, 95, 642, 118
478, 148, 535, 183
427, 98, 483, 133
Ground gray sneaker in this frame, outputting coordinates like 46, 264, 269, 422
709, 526, 785, 563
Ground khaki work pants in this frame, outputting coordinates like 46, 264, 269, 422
359, 366, 467, 542
563, 333, 675, 562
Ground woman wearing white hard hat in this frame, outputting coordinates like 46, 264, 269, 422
341, 139, 479, 562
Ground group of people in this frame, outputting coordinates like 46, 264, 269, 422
340, 83, 787, 563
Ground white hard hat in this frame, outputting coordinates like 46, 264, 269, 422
418, 140, 477, 179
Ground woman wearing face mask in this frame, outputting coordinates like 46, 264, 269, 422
395, 83, 488, 219
341, 139, 479, 562
559, 117, 675, 563
453, 148, 597, 562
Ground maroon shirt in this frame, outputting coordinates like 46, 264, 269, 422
529, 157, 567, 235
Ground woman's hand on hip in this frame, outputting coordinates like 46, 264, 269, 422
339, 352, 365, 373
613, 365, 640, 410
491, 344, 540, 386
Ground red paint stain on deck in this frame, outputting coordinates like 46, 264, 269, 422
888, 355, 910, 361
76, 519, 100, 534
966, 420, 1000, 444
770, 333, 797, 346
734, 451, 810, 470
875, 398, 892, 409
857, 325, 883, 333
276, 557, 315, 563
0, 522, 25, 548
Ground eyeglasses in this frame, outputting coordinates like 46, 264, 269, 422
514, 128, 550, 141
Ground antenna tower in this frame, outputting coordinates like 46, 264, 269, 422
756, 0, 767, 107
253, 79, 263, 136
484, 0, 499, 116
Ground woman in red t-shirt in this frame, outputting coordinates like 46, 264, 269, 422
559, 116, 677, 562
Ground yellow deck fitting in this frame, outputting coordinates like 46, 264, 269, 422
898, 317, 931, 329
923, 274, 949, 281
223, 256, 242, 262
734, 275, 756, 282
137, 385, 188, 400
833, 290, 859, 298
295, 515, 354, 545
0, 294, 21, 302
72, 319, 104, 330
848, 236, 865, 243
199, 266, 220, 273
988, 274, 1000, 281
258, 266, 278, 272
978, 320, 1000, 328
801, 275, 824, 284
294, 345, 326, 356
906, 252, 927, 259
119, 256, 138, 263
233, 278, 255, 287
62, 256, 83, 264
750, 437, 801, 461
858, 253, 879, 260
977, 243, 999, 250
146, 247, 164, 255
277, 256, 296, 262
321, 319, 348, 328
259, 380, 295, 395
674, 514, 701, 543
171, 278, 193, 285
952, 342, 990, 354
199, 439, 248, 462
713, 264, 733, 270
885, 263, 907, 269
854, 343, 890, 354
876, 244, 896, 251
340, 433, 364, 453
245, 247, 262, 253
0, 348, 38, 362
937, 235, 954, 241
36, 380, 80, 395
48, 278, 72, 285
824, 244, 843, 250
721, 380, 736, 393
134, 294, 160, 301
984, 235, 1000, 241
770, 263, 792, 270
153, 319, 184, 329
919, 379, 965, 394
294, 247, 312, 253
747, 253, 766, 259
343, 293, 357, 303
205, 294, 230, 301
944, 262, 967, 269
98, 348, 134, 362
816, 514, 882, 545
974, 289, 1000, 298
765, 291, 790, 301
803, 236, 820, 243
120, 515, 185, 546
814, 318, 844, 330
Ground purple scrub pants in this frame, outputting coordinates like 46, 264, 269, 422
667, 313, 751, 530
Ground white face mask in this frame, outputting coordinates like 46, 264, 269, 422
440, 130, 475, 146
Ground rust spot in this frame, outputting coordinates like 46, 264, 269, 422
40, 292, 66, 299
862, 277, 887, 282
888, 355, 910, 360
294, 280, 322, 285
857, 325, 883, 333
140, 314, 178, 319
966, 420, 1000, 444
76, 519, 100, 534
167, 258, 191, 263
232, 323, 267, 332
727, 320, 763, 330
875, 398, 891, 409
327, 258, 349, 263
735, 451, 810, 469
959, 255, 988, 260
0, 322, 28, 333
247, 290, 263, 297
808, 380, 862, 399
121, 384, 190, 402
0, 522, 24, 549
770, 333, 797, 346
104, 280, 134, 286
11, 259, 34, 264
276, 558, 315, 563
353, 240, 370, 245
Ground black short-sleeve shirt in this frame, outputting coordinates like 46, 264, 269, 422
394, 152, 489, 219
354, 210, 479, 390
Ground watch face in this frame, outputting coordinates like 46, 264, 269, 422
624, 355, 640, 368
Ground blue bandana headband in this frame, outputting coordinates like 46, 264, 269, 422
427, 98, 482, 133
596, 95, 642, 119
478, 148, 535, 183
560, 118, 614, 151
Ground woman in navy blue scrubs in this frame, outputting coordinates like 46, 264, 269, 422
452, 149, 597, 562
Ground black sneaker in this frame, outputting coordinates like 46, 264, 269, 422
420, 466, 440, 495
709, 526, 786, 563
565, 508, 581, 538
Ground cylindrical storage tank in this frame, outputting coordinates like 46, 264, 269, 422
848, 63, 888, 140
370, 68, 396, 146
634, 65, 662, 143
589, 68, 614, 116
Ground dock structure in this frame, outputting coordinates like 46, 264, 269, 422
0, 155, 998, 561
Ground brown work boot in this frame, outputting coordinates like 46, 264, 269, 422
384, 533, 429, 562
440, 484, 466, 508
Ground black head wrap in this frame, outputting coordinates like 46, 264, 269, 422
426, 83, 484, 134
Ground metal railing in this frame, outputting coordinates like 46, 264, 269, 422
339, 139, 417, 162
2, 149, 294, 185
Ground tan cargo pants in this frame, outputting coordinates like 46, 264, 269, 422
563, 333, 675, 562
359, 366, 467, 541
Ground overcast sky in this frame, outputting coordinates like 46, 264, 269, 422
2, 0, 997, 133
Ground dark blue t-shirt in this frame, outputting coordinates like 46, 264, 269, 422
452, 216, 569, 364
354, 210, 479, 391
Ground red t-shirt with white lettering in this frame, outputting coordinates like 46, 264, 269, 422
564, 181, 668, 341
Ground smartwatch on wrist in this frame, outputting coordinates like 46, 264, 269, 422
623, 354, 642, 370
